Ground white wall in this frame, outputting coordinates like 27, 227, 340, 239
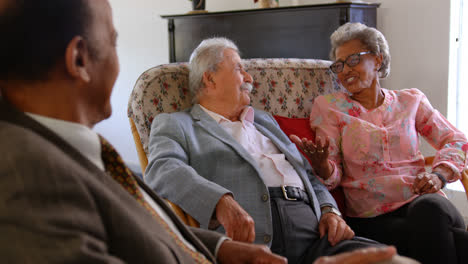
376, 0, 451, 114
98, 0, 256, 167
101, 0, 452, 164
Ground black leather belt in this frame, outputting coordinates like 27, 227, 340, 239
268, 186, 309, 204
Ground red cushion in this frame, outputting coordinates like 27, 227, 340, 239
273, 115, 315, 143
273, 115, 315, 163
273, 115, 346, 213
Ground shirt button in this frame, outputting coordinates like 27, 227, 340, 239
264, 235, 271, 243
262, 194, 269, 202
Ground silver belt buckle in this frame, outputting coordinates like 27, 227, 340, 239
281, 185, 297, 201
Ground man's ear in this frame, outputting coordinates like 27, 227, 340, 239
202, 71, 216, 90
64, 36, 91, 83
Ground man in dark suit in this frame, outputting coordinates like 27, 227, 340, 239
0, 0, 286, 263
0, 0, 397, 263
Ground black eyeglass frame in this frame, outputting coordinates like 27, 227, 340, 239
329, 51, 373, 74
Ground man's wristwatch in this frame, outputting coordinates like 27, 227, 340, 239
321, 206, 342, 217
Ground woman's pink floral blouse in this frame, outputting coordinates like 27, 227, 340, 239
310, 88, 468, 218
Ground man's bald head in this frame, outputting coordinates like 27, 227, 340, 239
0, 0, 98, 82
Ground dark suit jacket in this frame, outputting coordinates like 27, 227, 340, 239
0, 99, 222, 263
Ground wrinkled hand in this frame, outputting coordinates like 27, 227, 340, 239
217, 240, 287, 264
411, 172, 443, 194
314, 246, 397, 264
319, 212, 354, 246
290, 135, 330, 162
290, 135, 332, 180
216, 194, 255, 243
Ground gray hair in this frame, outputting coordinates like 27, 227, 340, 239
189, 37, 239, 103
329, 22, 391, 78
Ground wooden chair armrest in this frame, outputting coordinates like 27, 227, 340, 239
461, 170, 468, 198
424, 156, 434, 166
129, 118, 200, 227
129, 118, 148, 175
166, 200, 200, 227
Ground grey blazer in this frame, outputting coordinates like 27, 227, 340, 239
0, 100, 222, 263
145, 104, 338, 245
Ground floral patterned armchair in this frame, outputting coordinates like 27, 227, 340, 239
128, 58, 344, 157
127, 58, 347, 226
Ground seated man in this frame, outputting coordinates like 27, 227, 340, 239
0, 1, 401, 263
0, 0, 286, 263
145, 37, 385, 263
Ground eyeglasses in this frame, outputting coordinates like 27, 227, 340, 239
329, 51, 372, 74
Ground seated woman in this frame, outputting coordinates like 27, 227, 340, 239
292, 22, 468, 264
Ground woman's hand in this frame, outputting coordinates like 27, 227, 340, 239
290, 134, 333, 180
411, 172, 443, 194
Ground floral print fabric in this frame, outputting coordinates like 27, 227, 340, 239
128, 58, 345, 155
311, 88, 468, 217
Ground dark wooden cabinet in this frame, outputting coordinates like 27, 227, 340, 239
162, 2, 380, 62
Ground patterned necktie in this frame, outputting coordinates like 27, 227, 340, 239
99, 135, 211, 264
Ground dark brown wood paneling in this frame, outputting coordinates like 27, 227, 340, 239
162, 3, 380, 62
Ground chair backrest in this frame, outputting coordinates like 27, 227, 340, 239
127, 58, 346, 226
128, 58, 344, 163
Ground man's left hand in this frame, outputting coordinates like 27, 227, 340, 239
319, 211, 354, 246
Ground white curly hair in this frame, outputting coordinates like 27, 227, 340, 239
330, 22, 391, 78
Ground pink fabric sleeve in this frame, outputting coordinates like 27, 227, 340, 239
414, 89, 468, 181
309, 96, 342, 190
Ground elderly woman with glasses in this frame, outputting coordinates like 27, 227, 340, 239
292, 22, 468, 264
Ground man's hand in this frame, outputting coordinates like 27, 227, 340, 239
319, 211, 354, 246
217, 240, 287, 264
314, 246, 397, 264
216, 194, 255, 243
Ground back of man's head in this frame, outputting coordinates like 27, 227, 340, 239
0, 0, 95, 82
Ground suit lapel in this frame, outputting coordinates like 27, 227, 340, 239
191, 105, 309, 187
254, 116, 322, 217
191, 105, 262, 171
135, 176, 216, 262
0, 99, 102, 175
253, 121, 304, 170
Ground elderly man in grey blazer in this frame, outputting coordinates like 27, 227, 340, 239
145, 38, 402, 264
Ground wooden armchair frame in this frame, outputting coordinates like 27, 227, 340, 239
129, 118, 200, 227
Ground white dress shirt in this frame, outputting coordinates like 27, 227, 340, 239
26, 113, 226, 256
200, 105, 305, 190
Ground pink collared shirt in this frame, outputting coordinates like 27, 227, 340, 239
310, 88, 468, 217
200, 105, 305, 189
